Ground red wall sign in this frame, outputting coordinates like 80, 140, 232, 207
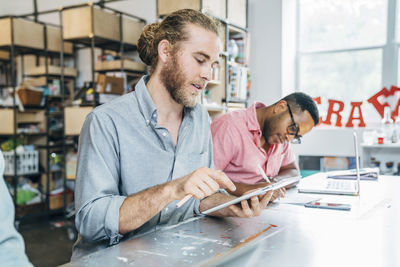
313, 86, 400, 128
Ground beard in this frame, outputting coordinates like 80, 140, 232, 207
160, 51, 199, 108
262, 112, 285, 145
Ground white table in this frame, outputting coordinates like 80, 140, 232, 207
62, 175, 400, 267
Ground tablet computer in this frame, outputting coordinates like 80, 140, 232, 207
201, 176, 301, 215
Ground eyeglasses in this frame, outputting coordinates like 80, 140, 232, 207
287, 104, 302, 144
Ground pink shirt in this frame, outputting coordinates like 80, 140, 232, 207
211, 102, 295, 184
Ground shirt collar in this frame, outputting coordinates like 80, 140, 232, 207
135, 75, 196, 126
135, 75, 157, 126
246, 102, 266, 133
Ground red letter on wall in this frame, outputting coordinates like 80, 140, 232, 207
322, 99, 345, 127
367, 86, 400, 119
345, 102, 366, 127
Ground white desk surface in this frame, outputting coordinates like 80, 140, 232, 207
62, 175, 400, 267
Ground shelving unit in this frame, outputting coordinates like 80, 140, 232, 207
360, 143, 400, 174
60, 2, 147, 107
157, 0, 250, 119
58, 3, 147, 186
0, 14, 75, 220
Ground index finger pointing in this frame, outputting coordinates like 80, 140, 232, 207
208, 169, 236, 192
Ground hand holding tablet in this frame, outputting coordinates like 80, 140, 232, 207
201, 176, 301, 215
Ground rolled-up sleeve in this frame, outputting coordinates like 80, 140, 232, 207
194, 115, 214, 216
75, 112, 125, 245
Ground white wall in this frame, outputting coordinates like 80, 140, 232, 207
248, 0, 283, 106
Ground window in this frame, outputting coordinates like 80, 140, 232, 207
297, 0, 398, 124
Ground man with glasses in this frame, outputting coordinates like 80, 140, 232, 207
211, 92, 319, 197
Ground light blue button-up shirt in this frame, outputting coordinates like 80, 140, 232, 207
73, 76, 213, 259
0, 150, 33, 267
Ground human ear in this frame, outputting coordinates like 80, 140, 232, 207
157, 40, 171, 64
273, 100, 287, 114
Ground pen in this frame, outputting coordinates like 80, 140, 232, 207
257, 164, 285, 199
176, 194, 192, 208
257, 164, 271, 183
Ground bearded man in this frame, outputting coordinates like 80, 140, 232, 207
211, 93, 319, 197
72, 9, 275, 260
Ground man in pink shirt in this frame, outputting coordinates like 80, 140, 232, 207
211, 92, 319, 196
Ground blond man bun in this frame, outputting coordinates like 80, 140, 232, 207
137, 22, 160, 66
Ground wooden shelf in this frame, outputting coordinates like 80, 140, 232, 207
361, 143, 400, 148
26, 66, 78, 78
95, 59, 146, 75
228, 25, 246, 35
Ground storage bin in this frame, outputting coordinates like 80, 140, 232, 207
0, 109, 46, 135
157, 0, 226, 19
49, 190, 73, 210
122, 17, 144, 46
227, 0, 247, 28
64, 106, 93, 135
3, 150, 39, 176
17, 88, 43, 106
63, 6, 119, 41
0, 17, 44, 50
46, 26, 73, 54
0, 50, 9, 60
63, 6, 144, 47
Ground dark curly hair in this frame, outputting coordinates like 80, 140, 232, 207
282, 92, 320, 125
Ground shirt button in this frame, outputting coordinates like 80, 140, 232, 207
146, 120, 149, 124
153, 114, 157, 118
162, 132, 167, 137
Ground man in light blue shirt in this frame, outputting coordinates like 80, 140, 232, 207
0, 150, 33, 267
73, 9, 273, 259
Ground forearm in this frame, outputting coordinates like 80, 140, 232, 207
119, 181, 177, 234
275, 165, 300, 188
276, 168, 299, 179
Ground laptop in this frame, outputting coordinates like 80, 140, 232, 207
297, 132, 361, 196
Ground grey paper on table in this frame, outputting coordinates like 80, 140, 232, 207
278, 193, 321, 205
62, 216, 283, 267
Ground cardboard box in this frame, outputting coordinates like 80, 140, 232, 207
227, 0, 247, 28
157, 0, 226, 19
64, 106, 93, 136
49, 190, 73, 210
0, 50, 9, 60
0, 109, 46, 135
46, 26, 73, 54
0, 17, 44, 50
63, 6, 144, 46
122, 17, 144, 46
63, 6, 120, 41
96, 74, 124, 95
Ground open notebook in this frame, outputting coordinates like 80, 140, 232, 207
297, 132, 361, 196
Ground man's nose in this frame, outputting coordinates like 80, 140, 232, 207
201, 66, 212, 81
